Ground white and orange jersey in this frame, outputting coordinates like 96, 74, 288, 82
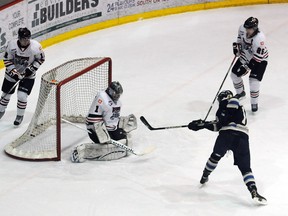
237, 25, 268, 64
86, 91, 122, 131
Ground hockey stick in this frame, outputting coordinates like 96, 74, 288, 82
140, 57, 238, 131
0, 79, 22, 104
62, 118, 155, 156
203, 55, 238, 121
140, 116, 188, 130
0, 64, 29, 104
140, 116, 216, 131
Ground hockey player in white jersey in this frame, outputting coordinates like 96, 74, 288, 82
71, 81, 137, 162
0, 27, 45, 125
231, 17, 268, 112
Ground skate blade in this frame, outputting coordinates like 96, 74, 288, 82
253, 197, 268, 205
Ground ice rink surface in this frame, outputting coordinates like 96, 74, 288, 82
1, 3, 288, 216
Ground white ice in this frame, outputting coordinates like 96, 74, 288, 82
1, 3, 288, 216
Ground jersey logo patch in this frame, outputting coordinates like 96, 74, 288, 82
98, 99, 102, 104
260, 41, 264, 45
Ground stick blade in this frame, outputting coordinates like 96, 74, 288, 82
136, 145, 156, 156
140, 116, 154, 130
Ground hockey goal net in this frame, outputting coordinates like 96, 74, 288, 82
4, 57, 112, 161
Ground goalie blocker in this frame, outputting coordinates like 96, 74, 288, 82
71, 114, 137, 162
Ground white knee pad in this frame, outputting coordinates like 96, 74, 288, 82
231, 72, 244, 93
249, 78, 260, 104
249, 78, 260, 92
17, 91, 28, 102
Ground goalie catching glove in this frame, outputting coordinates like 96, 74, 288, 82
118, 114, 137, 133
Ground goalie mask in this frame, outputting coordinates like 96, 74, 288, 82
217, 90, 233, 102
106, 81, 123, 102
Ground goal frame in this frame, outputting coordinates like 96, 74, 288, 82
55, 58, 112, 161
5, 57, 112, 161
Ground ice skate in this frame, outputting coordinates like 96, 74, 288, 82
250, 189, 267, 205
251, 104, 258, 112
234, 91, 246, 100
14, 115, 23, 126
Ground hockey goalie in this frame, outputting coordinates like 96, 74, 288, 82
70, 81, 137, 162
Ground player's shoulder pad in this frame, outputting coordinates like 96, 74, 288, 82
238, 25, 245, 33
227, 97, 240, 109
30, 40, 43, 52
253, 31, 266, 47
7, 39, 18, 49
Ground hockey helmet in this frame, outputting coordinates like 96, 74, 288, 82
106, 81, 123, 102
18, 27, 31, 39
217, 90, 233, 102
244, 17, 258, 30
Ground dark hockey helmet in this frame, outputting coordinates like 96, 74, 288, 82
217, 90, 233, 102
18, 27, 31, 39
106, 81, 123, 102
244, 17, 258, 30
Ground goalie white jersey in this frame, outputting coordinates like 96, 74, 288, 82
237, 25, 268, 64
86, 90, 122, 131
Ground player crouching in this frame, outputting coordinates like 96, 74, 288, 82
70, 81, 137, 162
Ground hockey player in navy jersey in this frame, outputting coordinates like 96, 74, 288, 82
188, 90, 267, 205
231, 17, 268, 112
0, 27, 45, 126
71, 81, 137, 162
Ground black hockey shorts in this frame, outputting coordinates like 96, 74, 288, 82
213, 130, 251, 173
108, 128, 127, 141
2, 78, 35, 95
231, 59, 267, 81
231, 59, 246, 77
88, 128, 127, 143
249, 61, 267, 81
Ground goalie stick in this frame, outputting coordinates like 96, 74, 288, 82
140, 116, 188, 130
62, 118, 155, 156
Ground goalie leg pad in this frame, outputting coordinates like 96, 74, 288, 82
118, 114, 137, 133
71, 144, 87, 163
74, 140, 129, 161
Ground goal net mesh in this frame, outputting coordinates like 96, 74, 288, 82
4, 57, 111, 161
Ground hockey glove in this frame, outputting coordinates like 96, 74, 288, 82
9, 69, 24, 81
188, 119, 205, 131
25, 64, 38, 77
118, 114, 137, 133
237, 64, 251, 76
232, 42, 241, 57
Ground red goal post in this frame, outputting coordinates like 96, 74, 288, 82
4, 57, 112, 161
